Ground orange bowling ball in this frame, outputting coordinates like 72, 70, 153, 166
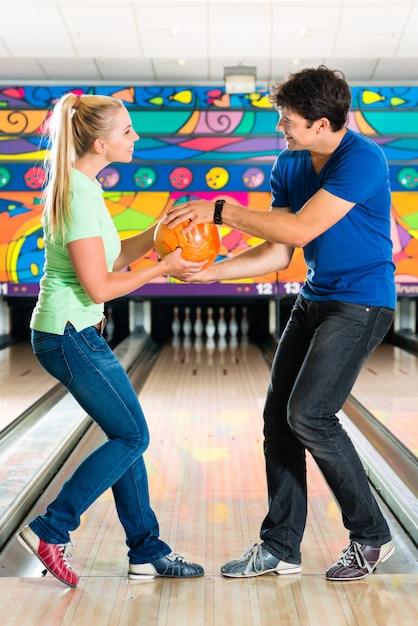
154, 218, 221, 269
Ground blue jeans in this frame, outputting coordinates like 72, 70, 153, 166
30, 323, 170, 564
260, 296, 394, 564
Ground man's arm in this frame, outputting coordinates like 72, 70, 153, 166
164, 189, 355, 248
173, 239, 294, 284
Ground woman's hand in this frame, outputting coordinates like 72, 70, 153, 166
159, 247, 207, 279
171, 264, 216, 284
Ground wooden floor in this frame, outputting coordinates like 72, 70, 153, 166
0, 338, 417, 625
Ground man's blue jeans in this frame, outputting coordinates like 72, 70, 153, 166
260, 296, 394, 564
29, 324, 170, 564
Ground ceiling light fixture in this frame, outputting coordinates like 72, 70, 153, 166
224, 65, 257, 94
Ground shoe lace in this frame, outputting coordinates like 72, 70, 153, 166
166, 551, 188, 563
239, 542, 265, 575
338, 542, 372, 573
58, 542, 75, 570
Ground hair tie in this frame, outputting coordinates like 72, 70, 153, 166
71, 95, 82, 118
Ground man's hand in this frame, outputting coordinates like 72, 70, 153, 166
163, 199, 215, 233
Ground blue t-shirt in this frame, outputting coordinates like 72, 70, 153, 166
270, 129, 396, 308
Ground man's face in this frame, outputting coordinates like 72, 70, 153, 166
276, 107, 317, 151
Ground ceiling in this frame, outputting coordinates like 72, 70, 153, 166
0, 0, 417, 87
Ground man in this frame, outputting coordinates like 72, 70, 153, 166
164, 66, 396, 581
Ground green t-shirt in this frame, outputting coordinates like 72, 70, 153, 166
31, 168, 121, 334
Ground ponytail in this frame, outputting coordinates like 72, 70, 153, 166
42, 93, 124, 240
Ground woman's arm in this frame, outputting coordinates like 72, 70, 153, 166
113, 223, 157, 271
68, 236, 204, 304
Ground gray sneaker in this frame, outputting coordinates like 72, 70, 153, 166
220, 543, 302, 578
128, 552, 204, 579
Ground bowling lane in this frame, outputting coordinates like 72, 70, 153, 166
2, 333, 416, 464
0, 341, 58, 433
0, 335, 416, 626
351, 342, 418, 457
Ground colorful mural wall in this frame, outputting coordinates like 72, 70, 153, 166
0, 84, 417, 298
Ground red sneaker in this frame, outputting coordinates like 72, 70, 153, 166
17, 525, 79, 587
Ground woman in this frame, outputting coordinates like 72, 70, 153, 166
16, 93, 204, 587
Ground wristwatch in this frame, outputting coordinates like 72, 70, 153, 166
214, 199, 225, 225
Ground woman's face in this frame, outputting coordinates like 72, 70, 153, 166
101, 107, 139, 163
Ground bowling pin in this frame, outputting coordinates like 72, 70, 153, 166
183, 335, 192, 362
172, 306, 181, 337
218, 335, 227, 366
106, 306, 115, 342
240, 306, 249, 337
194, 306, 204, 338
194, 335, 203, 365
240, 334, 249, 359
182, 306, 192, 337
205, 307, 216, 339
217, 306, 227, 338
229, 306, 238, 338
0, 297, 8, 335
172, 334, 181, 361
206, 335, 215, 366
229, 335, 239, 362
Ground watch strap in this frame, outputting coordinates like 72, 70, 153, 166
214, 199, 225, 225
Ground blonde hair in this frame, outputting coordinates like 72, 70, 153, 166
42, 93, 124, 239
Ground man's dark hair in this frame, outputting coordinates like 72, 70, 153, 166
269, 65, 352, 131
